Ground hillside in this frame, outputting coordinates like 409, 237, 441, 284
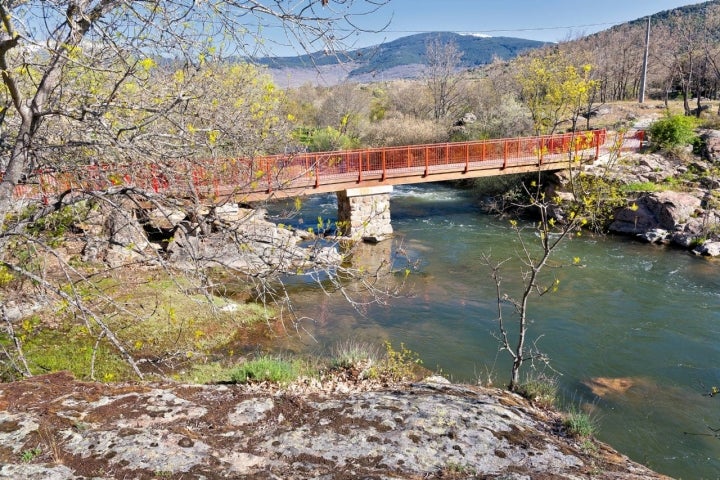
556, 0, 720, 104
615, 0, 720, 31
258, 32, 546, 86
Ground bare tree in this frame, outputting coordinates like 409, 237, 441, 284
316, 83, 373, 136
486, 182, 583, 391
424, 37, 464, 121
0, 0, 394, 380
0, 0, 390, 228
486, 130, 624, 391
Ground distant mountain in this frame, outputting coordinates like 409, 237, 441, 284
257, 32, 546, 86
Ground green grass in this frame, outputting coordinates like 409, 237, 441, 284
2, 271, 275, 382
229, 355, 305, 385
619, 181, 662, 193
516, 374, 558, 408
563, 407, 597, 438
10, 324, 129, 382
173, 361, 239, 384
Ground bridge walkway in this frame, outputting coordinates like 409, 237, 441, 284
11, 128, 645, 204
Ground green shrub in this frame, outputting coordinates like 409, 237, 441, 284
230, 355, 302, 385
366, 341, 423, 382
305, 126, 358, 152
20, 447, 42, 463
648, 114, 698, 151
571, 172, 626, 232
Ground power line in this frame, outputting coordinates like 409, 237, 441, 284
369, 21, 625, 35
260, 21, 624, 35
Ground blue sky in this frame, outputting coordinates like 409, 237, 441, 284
381, 0, 703, 41
299, 0, 707, 53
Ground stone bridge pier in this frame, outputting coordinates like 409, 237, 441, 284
336, 186, 393, 242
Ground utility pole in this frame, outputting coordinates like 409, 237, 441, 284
639, 16, 651, 104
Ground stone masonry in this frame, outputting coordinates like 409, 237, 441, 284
336, 186, 393, 241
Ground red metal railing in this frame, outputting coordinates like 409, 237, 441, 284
8, 129, 616, 203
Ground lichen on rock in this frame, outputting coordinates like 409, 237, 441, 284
0, 372, 668, 479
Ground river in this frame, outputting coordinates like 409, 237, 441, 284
265, 182, 720, 479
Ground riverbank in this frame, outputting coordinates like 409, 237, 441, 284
0, 371, 668, 479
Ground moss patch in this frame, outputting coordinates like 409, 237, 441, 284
2, 270, 275, 382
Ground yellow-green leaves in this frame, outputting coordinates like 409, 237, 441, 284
516, 51, 599, 135
173, 69, 185, 84
138, 57, 156, 72
0, 265, 13, 287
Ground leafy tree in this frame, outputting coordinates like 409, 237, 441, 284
0, 0, 389, 228
369, 87, 390, 123
515, 50, 599, 135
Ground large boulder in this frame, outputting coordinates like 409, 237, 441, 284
609, 191, 702, 235
583, 152, 681, 185
0, 372, 668, 480
700, 129, 720, 163
80, 196, 152, 266
145, 205, 186, 230
694, 241, 720, 256
670, 218, 707, 247
166, 214, 340, 274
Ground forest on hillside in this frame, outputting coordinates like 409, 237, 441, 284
562, 0, 720, 107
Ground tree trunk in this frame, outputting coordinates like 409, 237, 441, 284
0, 111, 33, 232
697, 93, 702, 117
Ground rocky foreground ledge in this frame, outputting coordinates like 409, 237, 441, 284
0, 373, 667, 479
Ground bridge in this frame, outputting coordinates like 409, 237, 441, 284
12, 128, 642, 240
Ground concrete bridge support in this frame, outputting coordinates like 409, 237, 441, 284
336, 186, 393, 241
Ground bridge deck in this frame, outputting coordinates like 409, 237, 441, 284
11, 129, 642, 203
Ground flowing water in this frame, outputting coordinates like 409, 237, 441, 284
265, 183, 720, 479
